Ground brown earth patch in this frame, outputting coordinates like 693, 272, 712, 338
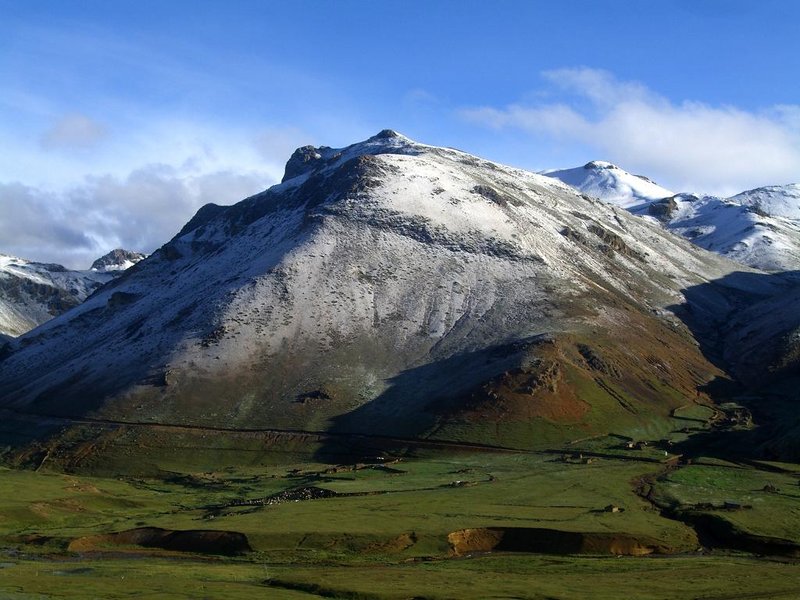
447, 527, 673, 557
366, 531, 418, 553
68, 527, 251, 556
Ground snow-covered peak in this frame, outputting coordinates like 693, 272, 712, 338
0, 253, 116, 337
583, 160, 619, 170
90, 248, 147, 272
281, 129, 419, 183
728, 184, 800, 220
542, 161, 673, 209
1, 131, 752, 430
542, 161, 800, 271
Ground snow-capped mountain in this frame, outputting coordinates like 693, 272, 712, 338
1, 130, 769, 449
0, 250, 144, 337
729, 184, 800, 221
662, 194, 800, 272
90, 248, 147, 272
542, 161, 674, 209
543, 163, 800, 271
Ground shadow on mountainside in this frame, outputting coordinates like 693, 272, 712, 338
666, 270, 800, 462
312, 338, 547, 462
314, 270, 800, 464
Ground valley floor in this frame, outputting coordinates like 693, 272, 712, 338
1, 422, 800, 599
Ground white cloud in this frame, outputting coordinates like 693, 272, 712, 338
0, 164, 273, 269
40, 113, 108, 150
461, 68, 800, 195
0, 117, 319, 268
403, 88, 439, 106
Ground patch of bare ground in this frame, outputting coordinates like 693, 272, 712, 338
365, 531, 418, 553
67, 527, 251, 556
447, 527, 673, 557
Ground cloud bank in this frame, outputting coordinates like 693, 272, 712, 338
0, 167, 269, 269
0, 120, 313, 269
462, 68, 800, 195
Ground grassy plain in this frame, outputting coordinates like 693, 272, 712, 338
1, 427, 799, 599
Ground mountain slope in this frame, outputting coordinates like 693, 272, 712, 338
729, 184, 800, 220
0, 131, 766, 449
0, 250, 145, 337
0, 255, 111, 337
544, 164, 800, 271
663, 194, 800, 272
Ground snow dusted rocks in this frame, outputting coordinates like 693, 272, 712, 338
544, 163, 800, 271
730, 184, 800, 221
0, 250, 145, 337
90, 249, 147, 272
0, 132, 767, 445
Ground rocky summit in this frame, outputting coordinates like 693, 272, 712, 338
1, 132, 798, 455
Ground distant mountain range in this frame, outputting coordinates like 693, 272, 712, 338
543, 162, 800, 271
0, 249, 145, 337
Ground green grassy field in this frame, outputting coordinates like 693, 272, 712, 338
2, 433, 799, 599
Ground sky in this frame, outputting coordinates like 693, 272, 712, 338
1, 0, 799, 268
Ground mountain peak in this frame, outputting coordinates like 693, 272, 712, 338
370, 128, 404, 140
90, 248, 146, 272
584, 160, 619, 170
281, 130, 417, 183
728, 183, 800, 220
544, 161, 673, 209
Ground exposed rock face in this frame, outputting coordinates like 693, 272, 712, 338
0, 131, 762, 449
647, 197, 679, 222
282, 145, 324, 183
447, 527, 678, 556
90, 249, 146, 272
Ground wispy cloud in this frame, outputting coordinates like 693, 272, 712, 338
461, 68, 800, 194
40, 113, 108, 150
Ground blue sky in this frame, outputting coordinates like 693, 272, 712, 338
2, 0, 799, 266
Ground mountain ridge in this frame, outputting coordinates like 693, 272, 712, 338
543, 162, 800, 271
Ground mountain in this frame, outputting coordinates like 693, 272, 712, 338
663, 194, 800, 272
542, 161, 674, 209
543, 164, 800, 272
0, 250, 145, 337
0, 130, 784, 454
729, 184, 800, 220
90, 248, 147, 272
